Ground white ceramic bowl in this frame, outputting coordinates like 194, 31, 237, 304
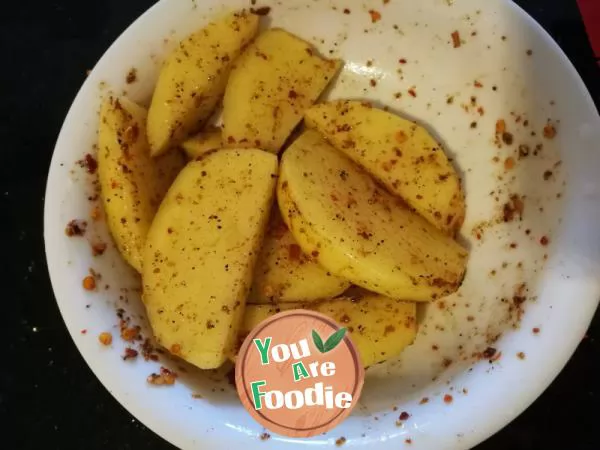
44, 0, 600, 448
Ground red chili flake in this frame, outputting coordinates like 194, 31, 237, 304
408, 88, 417, 97
496, 119, 506, 134
517, 352, 526, 360
532, 327, 540, 334
399, 58, 407, 64
79, 154, 98, 174
80, 329, 87, 335
405, 439, 413, 444
399, 411, 410, 421
288, 90, 298, 99
502, 132, 514, 145
370, 79, 377, 87
65, 219, 87, 237
432, 344, 439, 351
368, 10, 381, 23
82, 275, 96, 291
126, 68, 137, 84
419, 397, 429, 405
335, 437, 347, 446
443, 394, 453, 404
482, 347, 497, 359
250, 6, 271, 16
543, 170, 553, 180
98, 332, 112, 345
451, 31, 461, 48
477, 106, 485, 116
288, 244, 302, 261
311, 250, 320, 258
120, 325, 141, 342
504, 157, 515, 170
260, 432, 271, 441
543, 123, 557, 139
122, 347, 138, 360
92, 242, 107, 256
343, 8, 351, 14
540, 236, 549, 246
474, 80, 483, 88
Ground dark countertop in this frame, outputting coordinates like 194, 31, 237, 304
1, 0, 598, 449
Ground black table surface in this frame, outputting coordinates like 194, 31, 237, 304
2, 0, 599, 449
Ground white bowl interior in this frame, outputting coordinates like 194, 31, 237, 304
45, 0, 600, 448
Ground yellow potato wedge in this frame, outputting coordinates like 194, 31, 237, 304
237, 294, 417, 367
147, 10, 259, 156
98, 96, 184, 272
143, 149, 278, 369
181, 126, 222, 160
305, 100, 465, 234
222, 28, 342, 153
278, 130, 468, 301
248, 212, 350, 304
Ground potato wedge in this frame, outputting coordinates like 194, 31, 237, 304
181, 126, 222, 160
278, 130, 468, 301
305, 100, 465, 234
222, 28, 342, 153
143, 149, 278, 369
98, 96, 184, 272
238, 295, 417, 367
147, 11, 259, 156
248, 212, 350, 304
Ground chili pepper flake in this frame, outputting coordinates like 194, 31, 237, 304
92, 242, 107, 256
443, 394, 453, 404
335, 436, 347, 446
543, 123, 557, 139
82, 275, 96, 291
451, 31, 461, 48
65, 219, 87, 237
399, 411, 410, 421
540, 236, 549, 246
474, 80, 483, 88
147, 366, 178, 386
517, 352, 526, 360
419, 397, 429, 405
260, 433, 271, 441
532, 327, 540, 334
495, 119, 506, 134
250, 6, 271, 16
98, 332, 112, 346
122, 347, 138, 360
504, 157, 515, 170
126, 68, 137, 84
408, 87, 417, 97
368, 10, 381, 23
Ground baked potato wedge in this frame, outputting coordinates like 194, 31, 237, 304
181, 126, 222, 160
305, 100, 465, 234
238, 294, 417, 367
143, 149, 278, 369
278, 130, 468, 301
147, 10, 259, 156
98, 96, 184, 272
222, 28, 342, 153
248, 212, 350, 304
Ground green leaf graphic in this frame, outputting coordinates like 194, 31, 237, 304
323, 328, 347, 353
312, 329, 325, 353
